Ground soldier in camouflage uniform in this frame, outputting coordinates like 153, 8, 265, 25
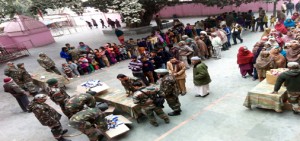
132, 81, 170, 127
4, 62, 24, 88
155, 69, 182, 116
46, 78, 70, 117
17, 63, 38, 96
37, 52, 62, 75
64, 93, 96, 118
117, 74, 144, 97
28, 94, 70, 141
69, 105, 108, 141
3, 77, 30, 112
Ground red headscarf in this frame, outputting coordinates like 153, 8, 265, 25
237, 46, 254, 65
275, 22, 288, 34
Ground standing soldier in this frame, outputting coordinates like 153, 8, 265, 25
132, 81, 170, 127
4, 62, 23, 88
155, 69, 182, 116
64, 93, 96, 118
17, 63, 38, 96
69, 104, 108, 141
116, 74, 144, 97
3, 77, 30, 112
46, 78, 70, 117
37, 52, 62, 75
272, 62, 300, 113
28, 94, 70, 141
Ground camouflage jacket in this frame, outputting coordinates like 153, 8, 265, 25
65, 93, 96, 117
3, 81, 27, 97
159, 75, 180, 97
28, 100, 62, 127
69, 108, 107, 131
18, 68, 32, 82
4, 66, 22, 85
47, 87, 70, 105
37, 57, 55, 69
121, 77, 142, 95
133, 86, 164, 107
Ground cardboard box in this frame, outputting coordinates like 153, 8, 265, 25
266, 71, 277, 85
105, 124, 130, 139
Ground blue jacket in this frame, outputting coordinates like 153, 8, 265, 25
223, 27, 231, 36
60, 51, 71, 60
284, 19, 295, 28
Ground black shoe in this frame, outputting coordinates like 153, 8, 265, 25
242, 75, 246, 78
98, 135, 105, 141
62, 129, 68, 135
181, 92, 187, 96
241, 40, 243, 43
168, 111, 181, 116
195, 95, 202, 97
57, 137, 71, 141
151, 122, 159, 127
164, 118, 170, 124
202, 93, 210, 98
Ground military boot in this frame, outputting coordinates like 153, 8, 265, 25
168, 111, 181, 116
150, 121, 159, 127
164, 118, 170, 124
62, 129, 68, 135
98, 135, 105, 141
57, 137, 71, 141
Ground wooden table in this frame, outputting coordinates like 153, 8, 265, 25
32, 70, 70, 90
95, 88, 141, 119
243, 80, 287, 112
76, 82, 110, 94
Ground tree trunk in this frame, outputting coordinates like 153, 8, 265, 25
126, 11, 154, 28
273, 0, 277, 17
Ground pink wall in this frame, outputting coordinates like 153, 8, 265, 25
0, 35, 16, 48
1, 15, 56, 49
158, 0, 298, 18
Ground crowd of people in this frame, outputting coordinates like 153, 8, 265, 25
3, 4, 300, 140
236, 5, 300, 113
86, 18, 122, 29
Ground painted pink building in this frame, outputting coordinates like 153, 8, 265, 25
158, 0, 297, 18
0, 15, 55, 49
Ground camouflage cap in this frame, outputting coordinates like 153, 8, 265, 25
86, 91, 97, 96
46, 78, 58, 86
154, 69, 169, 74
17, 63, 24, 68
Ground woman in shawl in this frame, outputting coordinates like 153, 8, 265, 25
266, 36, 279, 49
195, 36, 209, 59
237, 46, 254, 78
284, 18, 296, 28
269, 46, 287, 68
252, 42, 265, 80
286, 40, 300, 63
261, 28, 271, 39
292, 12, 299, 21
255, 51, 275, 81
275, 22, 288, 34
283, 31, 295, 43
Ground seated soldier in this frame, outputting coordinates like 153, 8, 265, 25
69, 103, 108, 141
132, 81, 170, 127
64, 92, 96, 118
116, 74, 144, 97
